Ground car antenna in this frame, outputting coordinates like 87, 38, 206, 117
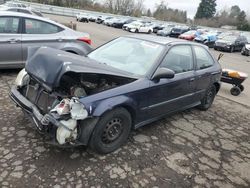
217, 53, 224, 62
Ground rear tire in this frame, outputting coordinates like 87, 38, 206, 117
198, 85, 217, 111
89, 108, 132, 154
230, 86, 241, 96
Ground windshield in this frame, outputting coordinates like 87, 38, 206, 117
173, 28, 181, 32
88, 37, 164, 76
131, 22, 142, 26
184, 30, 196, 35
163, 27, 172, 32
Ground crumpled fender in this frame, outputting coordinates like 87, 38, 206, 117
92, 95, 137, 117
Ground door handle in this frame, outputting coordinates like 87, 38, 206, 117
58, 38, 63, 42
8, 39, 20, 44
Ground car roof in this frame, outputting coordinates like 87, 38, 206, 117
0, 11, 66, 28
3, 7, 30, 10
127, 34, 203, 46
0, 7, 32, 12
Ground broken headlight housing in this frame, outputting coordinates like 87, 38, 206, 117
15, 68, 30, 87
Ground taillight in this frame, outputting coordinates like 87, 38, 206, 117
78, 37, 92, 45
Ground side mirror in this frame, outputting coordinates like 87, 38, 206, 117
152, 67, 175, 81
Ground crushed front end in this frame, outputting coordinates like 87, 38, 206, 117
10, 69, 97, 147
9, 47, 136, 147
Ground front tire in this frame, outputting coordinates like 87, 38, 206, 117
198, 85, 217, 111
89, 108, 132, 154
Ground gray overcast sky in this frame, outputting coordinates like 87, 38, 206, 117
143, 0, 250, 18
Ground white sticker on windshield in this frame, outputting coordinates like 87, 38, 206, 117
141, 41, 159, 49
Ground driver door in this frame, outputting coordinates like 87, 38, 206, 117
146, 45, 197, 119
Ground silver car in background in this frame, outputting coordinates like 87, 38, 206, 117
0, 11, 92, 69
0, 6, 43, 17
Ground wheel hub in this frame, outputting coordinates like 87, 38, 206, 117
102, 118, 123, 144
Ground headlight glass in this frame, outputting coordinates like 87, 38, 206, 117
15, 69, 29, 87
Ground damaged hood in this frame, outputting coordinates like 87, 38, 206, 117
25, 47, 136, 90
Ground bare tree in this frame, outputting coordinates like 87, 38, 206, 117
133, 0, 144, 17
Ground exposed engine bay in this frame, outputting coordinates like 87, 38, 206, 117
20, 71, 135, 146
56, 73, 135, 98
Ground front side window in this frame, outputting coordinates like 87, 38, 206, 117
193, 46, 214, 70
0, 17, 20, 34
161, 45, 193, 73
88, 37, 164, 76
25, 18, 61, 34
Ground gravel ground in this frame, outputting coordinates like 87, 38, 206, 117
0, 14, 250, 188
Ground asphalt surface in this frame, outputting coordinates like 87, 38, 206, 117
0, 14, 250, 188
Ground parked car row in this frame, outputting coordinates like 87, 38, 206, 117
76, 13, 250, 56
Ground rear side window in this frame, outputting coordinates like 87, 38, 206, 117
0, 17, 20, 34
161, 45, 193, 73
193, 46, 214, 70
24, 18, 62, 34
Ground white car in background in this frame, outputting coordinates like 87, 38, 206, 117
125, 21, 154, 34
76, 13, 89, 22
103, 17, 119, 26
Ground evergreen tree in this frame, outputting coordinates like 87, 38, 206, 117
195, 0, 217, 19
237, 10, 247, 23
236, 10, 250, 31
229, 5, 241, 18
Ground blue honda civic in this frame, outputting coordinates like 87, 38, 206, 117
10, 35, 221, 154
